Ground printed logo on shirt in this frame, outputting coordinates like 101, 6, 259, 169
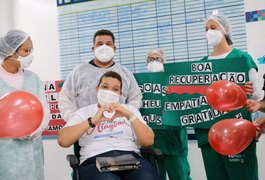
98, 119, 127, 132
94, 130, 124, 140
86, 118, 130, 141
228, 154, 245, 163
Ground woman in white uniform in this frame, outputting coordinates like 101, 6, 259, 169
0, 29, 49, 180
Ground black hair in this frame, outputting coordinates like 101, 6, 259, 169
97, 71, 122, 89
225, 35, 233, 45
93, 29, 115, 44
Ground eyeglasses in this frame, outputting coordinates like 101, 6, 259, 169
147, 57, 163, 63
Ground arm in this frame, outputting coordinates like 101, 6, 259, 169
58, 105, 114, 147
109, 103, 154, 147
253, 116, 265, 138
58, 71, 77, 122
244, 81, 254, 96
58, 120, 90, 148
126, 71, 143, 109
58, 87, 76, 122
24, 76, 50, 139
246, 97, 265, 112
247, 68, 260, 101
248, 93, 265, 138
129, 114, 154, 147
246, 99, 262, 113
259, 96, 265, 112
246, 85, 265, 112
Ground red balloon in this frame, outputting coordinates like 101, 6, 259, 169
0, 91, 43, 138
208, 118, 256, 155
206, 80, 247, 112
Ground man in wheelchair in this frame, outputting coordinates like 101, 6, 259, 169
58, 71, 159, 180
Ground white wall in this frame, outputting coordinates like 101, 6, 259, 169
0, 0, 13, 35
245, 0, 265, 95
12, 0, 61, 81
0, 0, 264, 180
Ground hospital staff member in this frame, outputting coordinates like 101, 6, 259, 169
59, 29, 142, 122
0, 29, 49, 180
194, 12, 260, 180
146, 49, 191, 180
247, 74, 265, 137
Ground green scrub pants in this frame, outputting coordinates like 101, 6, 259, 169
157, 154, 191, 180
200, 142, 258, 180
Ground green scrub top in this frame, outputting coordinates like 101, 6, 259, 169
195, 48, 258, 147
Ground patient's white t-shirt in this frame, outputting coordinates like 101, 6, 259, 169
65, 104, 147, 164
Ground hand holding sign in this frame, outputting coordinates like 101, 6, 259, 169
206, 80, 247, 112
0, 91, 43, 138
208, 118, 256, 155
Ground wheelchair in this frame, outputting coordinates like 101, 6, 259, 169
67, 141, 163, 180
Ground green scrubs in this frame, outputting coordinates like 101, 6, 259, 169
153, 127, 192, 180
195, 48, 259, 180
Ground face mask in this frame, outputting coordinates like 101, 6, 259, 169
94, 44, 115, 62
206, 29, 224, 46
97, 89, 120, 106
16, 53, 34, 68
147, 61, 164, 72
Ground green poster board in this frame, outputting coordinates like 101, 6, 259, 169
134, 57, 251, 129
134, 72, 170, 129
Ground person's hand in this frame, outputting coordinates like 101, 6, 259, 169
108, 103, 133, 121
18, 125, 42, 140
91, 105, 112, 125
246, 99, 261, 113
244, 81, 254, 96
253, 117, 265, 139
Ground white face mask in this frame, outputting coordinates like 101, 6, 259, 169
16, 53, 34, 69
206, 29, 224, 46
94, 44, 115, 62
97, 89, 120, 106
147, 61, 164, 72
